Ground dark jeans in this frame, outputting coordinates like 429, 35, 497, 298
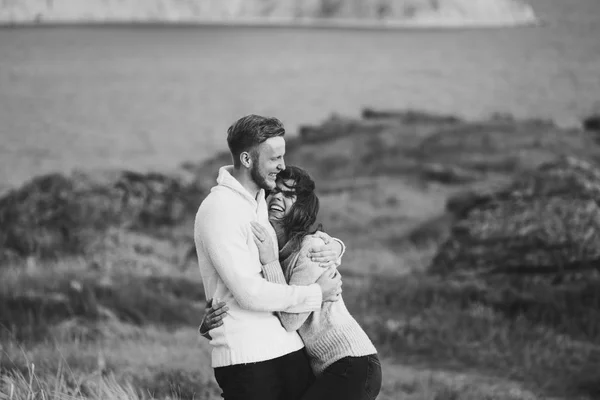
300, 354, 382, 400
214, 349, 314, 400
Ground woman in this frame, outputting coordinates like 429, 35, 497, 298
200, 166, 382, 400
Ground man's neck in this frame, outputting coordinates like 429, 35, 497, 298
231, 167, 261, 200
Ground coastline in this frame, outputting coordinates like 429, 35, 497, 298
0, 15, 541, 30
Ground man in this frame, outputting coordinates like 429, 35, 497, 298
194, 115, 344, 400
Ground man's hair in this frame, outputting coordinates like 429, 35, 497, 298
275, 166, 322, 252
227, 115, 285, 168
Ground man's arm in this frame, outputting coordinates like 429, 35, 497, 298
197, 208, 322, 313
309, 232, 346, 268
331, 237, 346, 266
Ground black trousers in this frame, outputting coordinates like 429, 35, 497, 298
300, 354, 382, 400
214, 349, 314, 400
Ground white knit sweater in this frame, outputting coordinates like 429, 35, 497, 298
194, 166, 323, 368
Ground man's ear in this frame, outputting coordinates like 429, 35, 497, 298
240, 152, 252, 169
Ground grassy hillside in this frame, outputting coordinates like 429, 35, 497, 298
1, 109, 599, 400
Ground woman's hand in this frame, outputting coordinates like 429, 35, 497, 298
310, 231, 343, 268
199, 298, 229, 340
251, 221, 278, 265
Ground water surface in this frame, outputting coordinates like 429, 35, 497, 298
0, 0, 598, 188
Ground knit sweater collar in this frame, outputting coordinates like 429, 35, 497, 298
279, 238, 296, 262
215, 165, 265, 206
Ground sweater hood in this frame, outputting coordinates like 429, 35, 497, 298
213, 165, 265, 205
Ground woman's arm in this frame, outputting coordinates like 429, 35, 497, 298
276, 238, 336, 332
250, 222, 342, 305
198, 299, 229, 340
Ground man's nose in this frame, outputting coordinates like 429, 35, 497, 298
278, 159, 286, 171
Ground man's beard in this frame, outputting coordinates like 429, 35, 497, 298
250, 164, 272, 191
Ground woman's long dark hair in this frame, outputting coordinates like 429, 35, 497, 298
275, 166, 322, 252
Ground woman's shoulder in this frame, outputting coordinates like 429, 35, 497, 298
300, 234, 326, 252
287, 235, 326, 280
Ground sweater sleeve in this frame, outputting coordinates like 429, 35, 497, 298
262, 260, 288, 285
265, 238, 327, 332
196, 205, 322, 313
333, 237, 346, 268
279, 250, 325, 331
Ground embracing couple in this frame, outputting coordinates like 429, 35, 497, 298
194, 114, 382, 400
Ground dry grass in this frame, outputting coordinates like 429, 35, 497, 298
0, 326, 547, 400
2, 240, 599, 400
1, 367, 142, 400
1, 324, 219, 400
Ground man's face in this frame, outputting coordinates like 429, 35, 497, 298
267, 179, 297, 221
250, 137, 286, 191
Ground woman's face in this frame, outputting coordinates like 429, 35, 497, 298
267, 178, 297, 221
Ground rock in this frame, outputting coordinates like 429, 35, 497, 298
431, 156, 600, 281
361, 108, 462, 125
298, 115, 390, 143
399, 213, 455, 248
114, 170, 203, 227
583, 113, 600, 132
420, 162, 481, 184
415, 119, 590, 176
458, 156, 600, 208
444, 156, 600, 218
446, 190, 486, 218
0, 169, 205, 261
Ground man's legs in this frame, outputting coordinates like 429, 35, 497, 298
277, 349, 315, 400
214, 359, 282, 400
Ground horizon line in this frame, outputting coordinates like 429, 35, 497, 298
0, 16, 542, 30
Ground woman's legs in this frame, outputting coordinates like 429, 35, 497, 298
300, 354, 382, 400
364, 354, 382, 400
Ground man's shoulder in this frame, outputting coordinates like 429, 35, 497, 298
195, 187, 252, 227
197, 186, 243, 213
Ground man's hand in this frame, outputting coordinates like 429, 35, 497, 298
251, 221, 278, 265
315, 266, 342, 302
199, 298, 229, 340
310, 231, 343, 268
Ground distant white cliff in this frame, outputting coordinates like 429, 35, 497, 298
0, 0, 538, 27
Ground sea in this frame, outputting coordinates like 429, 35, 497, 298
0, 0, 599, 190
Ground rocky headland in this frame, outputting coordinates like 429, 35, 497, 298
0, 0, 538, 27
2, 109, 600, 399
